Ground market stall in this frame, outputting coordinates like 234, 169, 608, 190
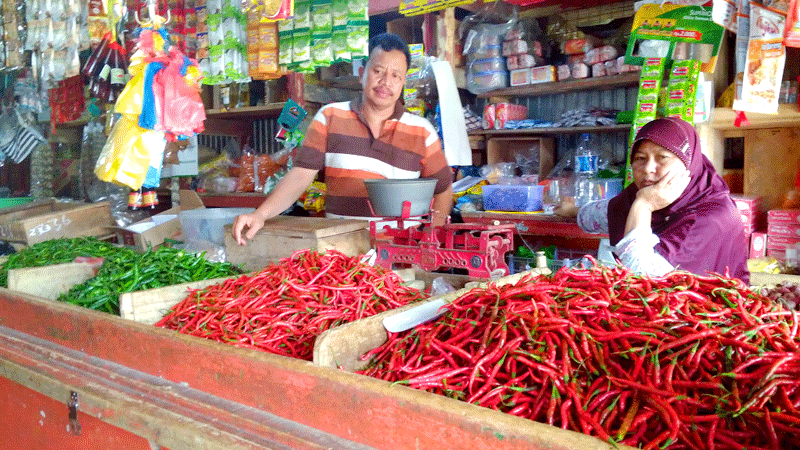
3, 0, 800, 449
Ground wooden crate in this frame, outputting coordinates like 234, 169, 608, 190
0, 199, 113, 244
7, 262, 97, 300
313, 268, 550, 372
486, 136, 556, 177
118, 276, 240, 325
224, 216, 371, 272
6, 261, 237, 326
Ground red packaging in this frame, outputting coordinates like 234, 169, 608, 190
767, 209, 800, 224
765, 235, 800, 251
482, 104, 495, 130
494, 103, 527, 129
750, 232, 767, 259
563, 38, 595, 55
768, 222, 800, 237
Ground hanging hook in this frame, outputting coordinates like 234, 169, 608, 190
134, 0, 171, 27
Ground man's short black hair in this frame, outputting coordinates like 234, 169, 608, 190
368, 33, 411, 69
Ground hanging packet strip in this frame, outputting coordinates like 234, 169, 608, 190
732, 3, 787, 115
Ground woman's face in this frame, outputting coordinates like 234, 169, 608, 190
631, 140, 687, 190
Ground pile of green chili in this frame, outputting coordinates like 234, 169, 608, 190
0, 237, 242, 315
0, 237, 124, 287
59, 245, 242, 314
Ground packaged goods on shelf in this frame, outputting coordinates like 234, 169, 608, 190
556, 64, 570, 80
510, 68, 531, 86
471, 57, 505, 73
530, 65, 556, 84
569, 61, 589, 79
591, 62, 606, 77
562, 37, 597, 55
583, 45, 618, 65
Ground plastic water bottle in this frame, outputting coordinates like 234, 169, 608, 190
574, 133, 599, 207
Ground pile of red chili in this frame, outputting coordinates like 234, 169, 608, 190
156, 249, 426, 360
358, 262, 800, 450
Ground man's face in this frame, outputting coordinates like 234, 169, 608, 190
362, 48, 408, 110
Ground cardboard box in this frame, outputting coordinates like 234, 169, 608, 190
766, 235, 800, 251
767, 209, 800, 224
112, 190, 205, 251
0, 199, 113, 244
768, 222, 800, 237
225, 216, 372, 272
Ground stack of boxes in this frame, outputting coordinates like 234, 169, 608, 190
765, 209, 800, 262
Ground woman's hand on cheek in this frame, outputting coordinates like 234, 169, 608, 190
636, 166, 691, 212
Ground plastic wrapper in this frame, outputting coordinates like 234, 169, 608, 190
347, 21, 369, 59
238, 152, 256, 192
733, 3, 787, 114
302, 181, 326, 213
467, 70, 507, 94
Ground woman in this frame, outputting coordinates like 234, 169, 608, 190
569, 117, 749, 282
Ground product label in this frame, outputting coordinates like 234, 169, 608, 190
98, 64, 111, 80
110, 68, 125, 84
575, 155, 598, 174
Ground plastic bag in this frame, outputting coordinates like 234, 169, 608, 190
94, 114, 164, 190
160, 52, 207, 137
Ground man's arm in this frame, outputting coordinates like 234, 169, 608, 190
231, 166, 319, 245
430, 185, 453, 227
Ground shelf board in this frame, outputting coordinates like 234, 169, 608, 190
477, 72, 641, 99
204, 103, 286, 120
469, 124, 631, 136
709, 104, 800, 131
55, 114, 104, 128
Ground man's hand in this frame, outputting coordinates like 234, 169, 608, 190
635, 166, 691, 212
231, 212, 266, 246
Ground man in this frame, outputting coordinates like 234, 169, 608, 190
232, 33, 454, 245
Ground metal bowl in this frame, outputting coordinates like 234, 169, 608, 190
363, 178, 437, 218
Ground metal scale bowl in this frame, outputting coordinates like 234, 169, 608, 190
364, 179, 515, 279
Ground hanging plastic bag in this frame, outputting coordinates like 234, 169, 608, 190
160, 51, 207, 137
94, 114, 161, 189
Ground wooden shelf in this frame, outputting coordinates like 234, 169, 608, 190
470, 124, 630, 136
204, 103, 286, 120
461, 211, 606, 241
709, 104, 800, 132
55, 114, 104, 128
477, 72, 641, 99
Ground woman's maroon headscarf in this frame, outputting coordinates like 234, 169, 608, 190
607, 117, 749, 282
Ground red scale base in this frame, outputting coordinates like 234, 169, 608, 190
369, 216, 516, 279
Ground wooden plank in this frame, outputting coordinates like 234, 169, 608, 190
710, 105, 800, 131
118, 276, 239, 325
250, 216, 369, 239
743, 127, 800, 211
313, 268, 549, 372
224, 219, 371, 273
476, 72, 641, 99
470, 124, 631, 136
7, 262, 96, 300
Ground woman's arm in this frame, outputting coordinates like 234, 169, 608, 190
614, 228, 674, 276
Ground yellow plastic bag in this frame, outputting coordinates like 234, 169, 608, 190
94, 114, 166, 189
114, 69, 146, 117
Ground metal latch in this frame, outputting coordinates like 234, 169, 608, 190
67, 391, 81, 435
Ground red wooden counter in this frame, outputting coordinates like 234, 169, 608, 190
0, 288, 623, 450
460, 211, 607, 252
